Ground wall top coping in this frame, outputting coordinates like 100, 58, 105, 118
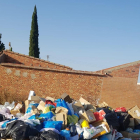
0, 63, 105, 76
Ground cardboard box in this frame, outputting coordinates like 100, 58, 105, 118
91, 119, 110, 138
25, 99, 40, 112
46, 96, 55, 102
128, 105, 140, 125
55, 107, 68, 129
98, 102, 108, 108
128, 118, 135, 129
61, 93, 72, 103
37, 101, 46, 112
79, 97, 96, 112
31, 106, 40, 114
14, 102, 22, 111
10, 110, 20, 116
121, 131, 140, 138
72, 101, 84, 113
80, 110, 96, 123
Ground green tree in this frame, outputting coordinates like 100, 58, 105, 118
29, 5, 40, 58
10, 47, 12, 51
0, 34, 5, 52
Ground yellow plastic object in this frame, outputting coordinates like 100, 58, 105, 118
81, 120, 90, 128
43, 106, 50, 113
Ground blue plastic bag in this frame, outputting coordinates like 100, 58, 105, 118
60, 130, 71, 140
28, 115, 36, 120
99, 135, 109, 140
39, 111, 54, 120
26, 103, 39, 114
42, 121, 63, 131
55, 99, 72, 115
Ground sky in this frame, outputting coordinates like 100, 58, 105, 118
0, 0, 140, 71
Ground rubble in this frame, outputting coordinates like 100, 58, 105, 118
0, 91, 140, 140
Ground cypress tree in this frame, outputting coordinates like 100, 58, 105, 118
0, 34, 5, 52
29, 5, 40, 58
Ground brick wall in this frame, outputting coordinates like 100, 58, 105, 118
100, 64, 140, 109
0, 64, 104, 104
3, 50, 72, 70
1, 50, 140, 109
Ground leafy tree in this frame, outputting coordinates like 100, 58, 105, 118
0, 34, 5, 52
29, 5, 40, 58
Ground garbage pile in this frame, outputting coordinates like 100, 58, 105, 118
0, 91, 140, 140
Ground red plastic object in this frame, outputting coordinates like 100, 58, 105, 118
115, 107, 126, 112
45, 100, 57, 107
93, 110, 106, 122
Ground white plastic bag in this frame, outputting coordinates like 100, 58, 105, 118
15, 113, 23, 118
83, 127, 101, 139
75, 123, 84, 135
25, 119, 40, 126
18, 113, 32, 121
0, 107, 10, 114
28, 91, 36, 100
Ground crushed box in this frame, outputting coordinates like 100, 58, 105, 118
61, 93, 72, 103
55, 107, 68, 129
128, 105, 140, 125
79, 110, 96, 123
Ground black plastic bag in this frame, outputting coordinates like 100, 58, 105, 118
30, 130, 67, 140
11, 124, 39, 140
0, 114, 7, 122
115, 112, 130, 131
105, 112, 120, 130
2, 120, 25, 138
1, 120, 39, 140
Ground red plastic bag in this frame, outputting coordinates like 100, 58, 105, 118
115, 107, 126, 112
93, 110, 106, 122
